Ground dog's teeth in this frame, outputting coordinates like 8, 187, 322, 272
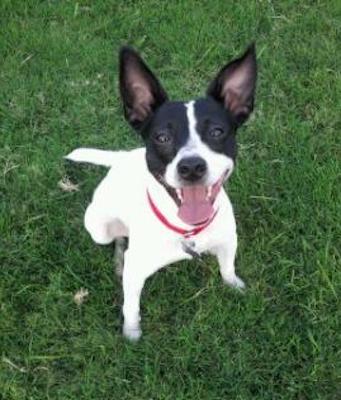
176, 189, 183, 203
206, 186, 213, 200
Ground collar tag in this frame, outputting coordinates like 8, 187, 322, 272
181, 238, 201, 258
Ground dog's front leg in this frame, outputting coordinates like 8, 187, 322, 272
122, 248, 159, 341
212, 234, 245, 289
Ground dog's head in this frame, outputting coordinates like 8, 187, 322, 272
119, 46, 257, 225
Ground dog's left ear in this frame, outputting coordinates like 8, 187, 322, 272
207, 44, 257, 126
119, 47, 168, 130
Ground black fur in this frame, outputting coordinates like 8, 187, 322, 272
144, 101, 189, 177
194, 97, 238, 161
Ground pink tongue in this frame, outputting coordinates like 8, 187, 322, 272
178, 186, 213, 225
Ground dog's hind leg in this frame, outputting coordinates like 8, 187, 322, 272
84, 203, 127, 245
114, 237, 128, 277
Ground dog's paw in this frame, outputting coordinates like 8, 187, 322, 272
223, 275, 246, 290
123, 325, 142, 342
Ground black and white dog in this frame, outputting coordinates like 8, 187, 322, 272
66, 45, 257, 340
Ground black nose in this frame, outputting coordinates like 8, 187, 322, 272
177, 156, 207, 182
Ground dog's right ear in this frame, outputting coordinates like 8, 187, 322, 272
119, 47, 168, 130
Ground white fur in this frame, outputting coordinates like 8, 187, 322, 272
65, 145, 244, 341
164, 101, 234, 188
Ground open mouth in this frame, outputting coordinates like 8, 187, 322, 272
160, 172, 228, 226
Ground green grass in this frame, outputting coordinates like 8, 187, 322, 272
1, 0, 340, 398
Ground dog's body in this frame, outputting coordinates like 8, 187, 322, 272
66, 46, 257, 340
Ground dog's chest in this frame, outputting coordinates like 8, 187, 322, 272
132, 206, 229, 268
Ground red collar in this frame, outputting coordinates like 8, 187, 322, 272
147, 190, 218, 238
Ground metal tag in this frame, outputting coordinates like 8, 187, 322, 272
181, 238, 201, 259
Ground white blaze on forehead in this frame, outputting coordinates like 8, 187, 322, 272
164, 100, 234, 188
185, 100, 199, 152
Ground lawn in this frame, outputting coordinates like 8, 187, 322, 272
0, 0, 340, 399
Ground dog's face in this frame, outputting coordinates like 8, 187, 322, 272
119, 46, 257, 225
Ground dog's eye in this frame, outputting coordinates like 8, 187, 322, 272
155, 132, 172, 144
209, 128, 225, 138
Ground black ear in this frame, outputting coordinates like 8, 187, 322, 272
119, 47, 168, 130
207, 44, 257, 126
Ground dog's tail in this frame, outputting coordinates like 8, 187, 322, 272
65, 148, 125, 167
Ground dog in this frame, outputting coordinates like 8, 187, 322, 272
65, 44, 257, 340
